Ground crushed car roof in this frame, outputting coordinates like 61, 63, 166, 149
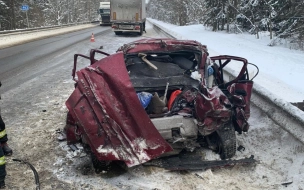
117, 38, 208, 54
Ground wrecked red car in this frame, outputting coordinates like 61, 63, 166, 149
65, 38, 258, 172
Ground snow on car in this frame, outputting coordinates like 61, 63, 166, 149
64, 38, 259, 172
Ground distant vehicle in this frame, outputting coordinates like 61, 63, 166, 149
110, 0, 146, 35
99, 2, 111, 25
65, 38, 259, 172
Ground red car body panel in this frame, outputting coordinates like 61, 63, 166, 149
66, 53, 173, 167
195, 88, 232, 135
210, 55, 254, 132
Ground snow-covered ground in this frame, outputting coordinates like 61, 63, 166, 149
148, 18, 304, 103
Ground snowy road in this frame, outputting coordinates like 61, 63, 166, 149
0, 22, 303, 189
0, 25, 111, 93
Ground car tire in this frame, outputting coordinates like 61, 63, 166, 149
139, 24, 143, 35
115, 31, 122, 35
216, 123, 236, 159
91, 152, 111, 173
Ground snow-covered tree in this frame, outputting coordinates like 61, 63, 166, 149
0, 0, 100, 30
147, 0, 304, 47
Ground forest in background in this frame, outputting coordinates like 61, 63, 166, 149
1, 0, 304, 49
0, 0, 102, 30
147, 0, 304, 49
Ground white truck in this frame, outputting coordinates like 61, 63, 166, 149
99, 2, 111, 25
110, 0, 146, 35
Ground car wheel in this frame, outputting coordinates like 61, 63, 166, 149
91, 152, 111, 173
216, 123, 236, 159
114, 31, 122, 35
143, 21, 146, 33
139, 24, 143, 35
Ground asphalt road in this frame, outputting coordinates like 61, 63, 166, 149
0, 25, 111, 93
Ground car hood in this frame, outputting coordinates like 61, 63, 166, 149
66, 52, 173, 167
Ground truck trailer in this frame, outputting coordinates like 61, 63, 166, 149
110, 0, 146, 35
99, 2, 111, 25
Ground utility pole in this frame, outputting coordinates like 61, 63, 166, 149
11, 0, 16, 29
71, 0, 74, 23
21, 4, 30, 28
68, 0, 70, 23
89, 0, 91, 21
26, 11, 29, 28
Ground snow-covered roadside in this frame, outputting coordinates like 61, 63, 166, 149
148, 18, 304, 103
0, 24, 96, 49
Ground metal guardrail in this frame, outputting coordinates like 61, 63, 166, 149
152, 24, 175, 39
149, 19, 304, 145
0, 21, 96, 35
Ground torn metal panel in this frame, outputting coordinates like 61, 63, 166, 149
118, 38, 208, 55
195, 87, 232, 136
66, 53, 172, 167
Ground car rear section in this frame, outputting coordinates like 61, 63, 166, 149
65, 38, 257, 171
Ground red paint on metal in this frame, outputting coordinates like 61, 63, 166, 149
228, 81, 253, 118
210, 55, 254, 132
66, 52, 172, 167
195, 87, 231, 135
117, 38, 208, 55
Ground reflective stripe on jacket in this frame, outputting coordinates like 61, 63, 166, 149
0, 156, 5, 166
0, 130, 6, 139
